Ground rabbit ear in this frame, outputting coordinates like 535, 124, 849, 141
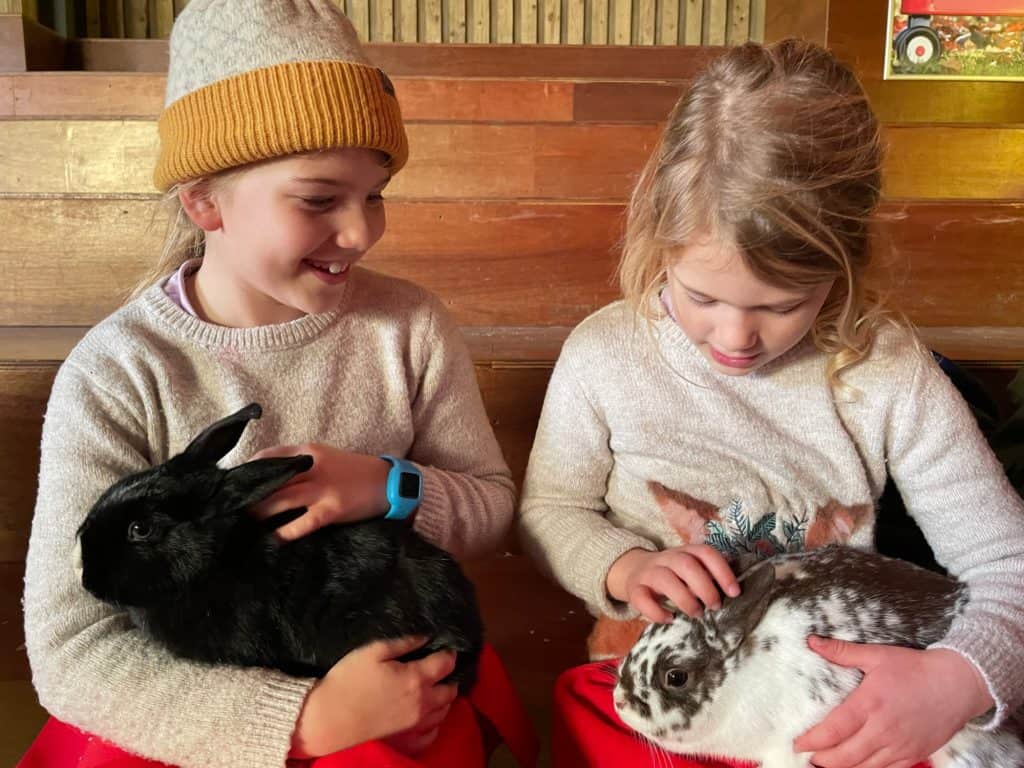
180, 404, 263, 468
712, 563, 775, 651
214, 454, 314, 512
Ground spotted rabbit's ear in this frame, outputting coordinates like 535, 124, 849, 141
708, 562, 775, 653
648, 480, 720, 544
178, 403, 263, 468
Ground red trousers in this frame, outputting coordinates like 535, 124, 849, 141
552, 661, 931, 768
17, 644, 537, 768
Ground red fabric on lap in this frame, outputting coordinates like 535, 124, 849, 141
17, 644, 536, 768
552, 660, 931, 768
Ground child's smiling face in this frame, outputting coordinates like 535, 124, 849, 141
667, 236, 833, 376
193, 147, 391, 326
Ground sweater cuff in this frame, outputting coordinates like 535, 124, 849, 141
409, 466, 448, 545
241, 672, 317, 764
574, 526, 658, 620
931, 620, 1024, 729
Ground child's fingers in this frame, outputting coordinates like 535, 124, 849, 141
665, 553, 722, 611
684, 545, 740, 598
372, 634, 431, 661
647, 568, 703, 618
249, 480, 316, 520
250, 444, 305, 462
630, 584, 674, 624
273, 503, 333, 541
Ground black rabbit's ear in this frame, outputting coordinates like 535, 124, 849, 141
215, 454, 314, 511
180, 404, 263, 468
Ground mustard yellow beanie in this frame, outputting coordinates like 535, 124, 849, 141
154, 0, 408, 191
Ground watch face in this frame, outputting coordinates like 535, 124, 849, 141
398, 471, 421, 499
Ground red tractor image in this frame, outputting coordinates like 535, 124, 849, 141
895, 1, 1024, 65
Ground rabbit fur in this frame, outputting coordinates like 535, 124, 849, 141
613, 546, 1024, 768
77, 403, 483, 690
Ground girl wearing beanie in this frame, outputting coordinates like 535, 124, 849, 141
18, 2, 533, 767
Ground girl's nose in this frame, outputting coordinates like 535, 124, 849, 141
720, 312, 759, 352
333, 206, 373, 252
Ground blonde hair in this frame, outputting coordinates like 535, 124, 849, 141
131, 167, 245, 299
619, 39, 899, 390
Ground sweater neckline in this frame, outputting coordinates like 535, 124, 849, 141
140, 279, 348, 350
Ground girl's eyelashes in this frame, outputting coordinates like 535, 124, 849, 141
685, 292, 716, 306
685, 291, 803, 314
298, 193, 386, 210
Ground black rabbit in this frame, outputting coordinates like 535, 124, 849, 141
77, 403, 483, 690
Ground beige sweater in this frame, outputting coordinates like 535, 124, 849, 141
23, 267, 515, 767
520, 300, 1024, 727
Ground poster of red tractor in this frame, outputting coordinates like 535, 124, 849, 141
886, 0, 1024, 79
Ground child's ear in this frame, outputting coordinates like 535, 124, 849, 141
179, 181, 223, 232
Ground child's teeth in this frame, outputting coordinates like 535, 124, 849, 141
328, 263, 342, 274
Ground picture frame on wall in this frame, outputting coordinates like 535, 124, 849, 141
885, 0, 1024, 80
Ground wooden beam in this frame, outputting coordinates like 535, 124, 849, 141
763, 0, 827, 45
0, 15, 26, 73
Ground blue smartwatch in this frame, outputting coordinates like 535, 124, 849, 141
380, 455, 423, 520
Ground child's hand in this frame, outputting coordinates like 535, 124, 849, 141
249, 443, 390, 540
290, 635, 458, 758
793, 637, 994, 768
607, 545, 741, 623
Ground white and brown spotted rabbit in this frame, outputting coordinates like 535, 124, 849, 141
613, 546, 1024, 768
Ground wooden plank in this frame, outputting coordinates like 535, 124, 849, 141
588, 0, 608, 43
636, 0, 655, 44
0, 0, 21, 13
372, 0, 395, 41
397, 0, 417, 41
147, 0, 173, 38
421, 0, 442, 41
541, 0, 559, 43
38, 71, 1024, 126
70, 38, 723, 78
610, 0, 629, 44
84, 0, 102, 37
495, 0, 513, 42
764, 0, 827, 45
565, 0, 584, 44
4, 120, 1023, 201
101, 0, 125, 37
573, 80, 680, 122
467, 0, 487, 41
704, 0, 726, 44
517, 0, 537, 42
346, 0, 371, 40
0, 121, 661, 199
681, 0, 701, 44
749, 0, 764, 41
444, 0, 465, 41
0, 15, 26, 73
658, 0, 679, 46
727, 0, 749, 44
21, 19, 66, 70
0, 679, 47, 768
124, 0, 147, 38
0, 74, 577, 122
2, 198, 1024, 329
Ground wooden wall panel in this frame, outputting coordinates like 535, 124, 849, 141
4, 119, 1023, 201
3, 199, 1023, 328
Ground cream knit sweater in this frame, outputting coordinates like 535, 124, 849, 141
23, 267, 514, 767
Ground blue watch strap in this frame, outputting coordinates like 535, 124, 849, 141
380, 455, 422, 520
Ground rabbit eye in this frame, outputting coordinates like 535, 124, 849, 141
127, 521, 153, 542
663, 668, 688, 688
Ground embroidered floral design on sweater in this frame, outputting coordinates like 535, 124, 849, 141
648, 480, 872, 560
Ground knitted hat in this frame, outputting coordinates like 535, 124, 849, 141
153, 0, 408, 191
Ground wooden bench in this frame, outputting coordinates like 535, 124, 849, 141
2, 1, 1023, 764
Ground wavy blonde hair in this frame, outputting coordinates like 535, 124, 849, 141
619, 39, 900, 391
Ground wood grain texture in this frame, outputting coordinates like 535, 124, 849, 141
763, 0, 826, 45
3, 119, 1023, 200
0, 120, 661, 199
2, 199, 1023, 328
